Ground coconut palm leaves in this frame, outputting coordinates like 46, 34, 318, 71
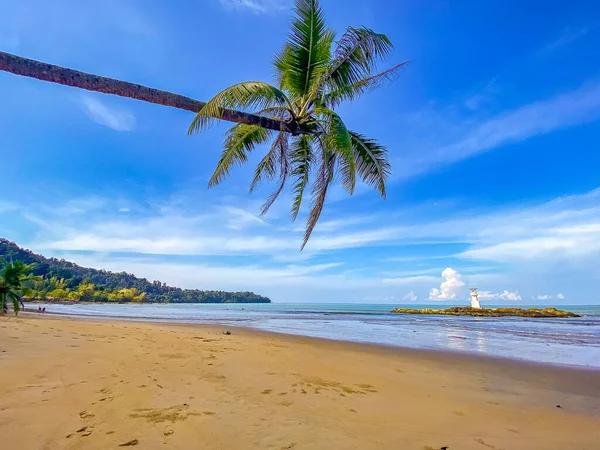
189, 0, 404, 248
0, 260, 34, 315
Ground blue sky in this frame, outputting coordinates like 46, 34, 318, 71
1, 0, 600, 304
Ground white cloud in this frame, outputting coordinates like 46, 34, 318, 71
218, 0, 288, 14
395, 81, 600, 179
459, 189, 600, 263
438, 82, 600, 162
478, 290, 521, 301
12, 185, 600, 302
222, 206, 267, 230
429, 268, 465, 300
78, 95, 136, 131
535, 294, 552, 300
556, 293, 566, 300
402, 291, 417, 302
23, 185, 600, 272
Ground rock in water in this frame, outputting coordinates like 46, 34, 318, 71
390, 306, 580, 318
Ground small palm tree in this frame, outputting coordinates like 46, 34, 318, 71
0, 260, 34, 315
189, 0, 405, 248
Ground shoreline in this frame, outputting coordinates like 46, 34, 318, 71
29, 309, 600, 372
1, 315, 599, 449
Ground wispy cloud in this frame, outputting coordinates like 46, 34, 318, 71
0, 201, 19, 213
218, 0, 288, 14
545, 26, 590, 52
25, 186, 600, 265
12, 185, 600, 302
62, 254, 375, 294
395, 81, 600, 179
78, 95, 136, 131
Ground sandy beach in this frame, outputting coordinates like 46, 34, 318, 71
1, 315, 599, 449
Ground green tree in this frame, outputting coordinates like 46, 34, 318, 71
0, 260, 34, 315
189, 0, 403, 248
76, 282, 97, 301
107, 288, 146, 303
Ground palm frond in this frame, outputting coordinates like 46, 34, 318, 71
329, 27, 394, 84
249, 140, 280, 193
290, 134, 313, 220
280, 0, 335, 99
7, 291, 21, 315
1, 261, 34, 288
209, 124, 272, 187
316, 107, 355, 194
324, 61, 408, 108
349, 131, 390, 198
302, 145, 336, 249
273, 45, 293, 90
188, 82, 290, 134
260, 132, 291, 216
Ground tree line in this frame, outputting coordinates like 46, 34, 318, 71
0, 239, 271, 304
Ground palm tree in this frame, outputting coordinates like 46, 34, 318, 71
190, 0, 405, 247
0, 260, 34, 315
0, 0, 405, 248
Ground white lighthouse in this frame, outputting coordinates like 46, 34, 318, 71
470, 288, 482, 309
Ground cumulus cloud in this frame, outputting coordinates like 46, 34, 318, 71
556, 293, 566, 300
429, 268, 465, 300
402, 291, 418, 302
78, 95, 136, 131
478, 290, 522, 301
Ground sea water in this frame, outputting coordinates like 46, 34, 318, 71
34, 303, 600, 369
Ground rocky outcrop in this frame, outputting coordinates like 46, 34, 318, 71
390, 306, 580, 317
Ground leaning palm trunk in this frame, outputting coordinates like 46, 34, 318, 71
0, 51, 306, 135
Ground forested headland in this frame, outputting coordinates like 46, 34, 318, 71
0, 239, 271, 304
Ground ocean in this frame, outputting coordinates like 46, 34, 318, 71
34, 303, 600, 369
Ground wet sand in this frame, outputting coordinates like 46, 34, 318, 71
0, 315, 599, 449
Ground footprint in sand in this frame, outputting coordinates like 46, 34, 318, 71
474, 438, 501, 449
130, 404, 200, 424
79, 410, 95, 419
